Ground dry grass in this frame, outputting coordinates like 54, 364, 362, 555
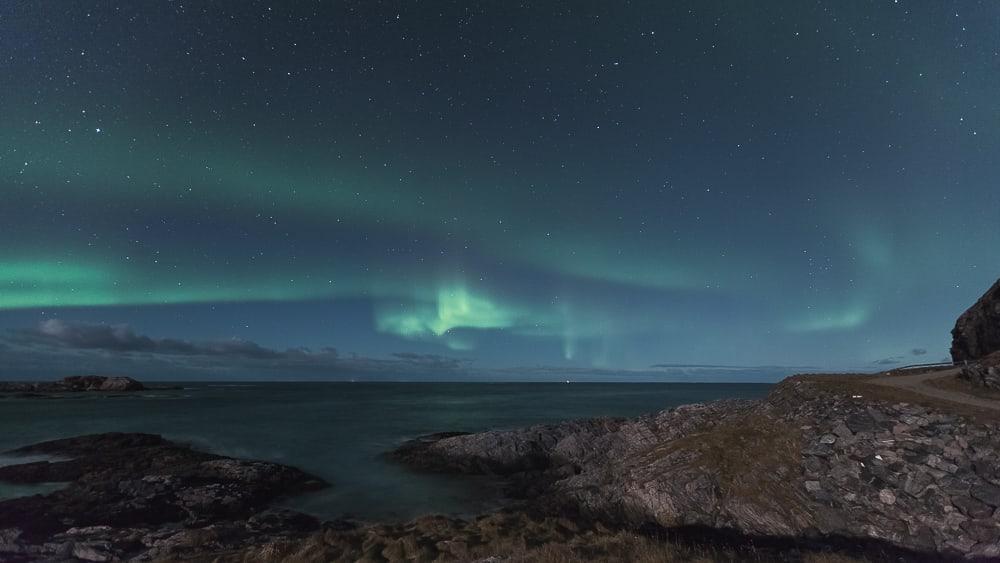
209, 516, 872, 563
439, 530, 868, 563
927, 373, 1000, 400
687, 413, 801, 502
467, 531, 721, 562
643, 411, 804, 515
802, 555, 869, 563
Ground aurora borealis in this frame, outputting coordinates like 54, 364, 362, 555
1, 2, 998, 379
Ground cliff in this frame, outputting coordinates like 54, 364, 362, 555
952, 278, 1000, 363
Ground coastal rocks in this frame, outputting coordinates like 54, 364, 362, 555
0, 432, 327, 561
391, 420, 627, 475
391, 379, 1000, 558
0, 375, 149, 394
952, 278, 1000, 363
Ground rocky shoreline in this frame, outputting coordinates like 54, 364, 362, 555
387, 375, 1000, 560
0, 433, 328, 561
4, 373, 999, 561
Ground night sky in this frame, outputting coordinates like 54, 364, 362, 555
1, 2, 998, 380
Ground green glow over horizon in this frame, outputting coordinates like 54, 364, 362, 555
374, 283, 532, 349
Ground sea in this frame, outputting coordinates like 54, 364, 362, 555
0, 382, 770, 521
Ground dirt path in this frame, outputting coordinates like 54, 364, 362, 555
869, 367, 1000, 411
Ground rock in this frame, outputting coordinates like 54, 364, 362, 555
971, 483, 1000, 507
969, 542, 1000, 558
946, 536, 977, 553
959, 352, 1000, 390
72, 542, 114, 561
960, 518, 1000, 543
952, 278, 1000, 363
0, 528, 23, 556
0, 433, 327, 560
926, 454, 959, 474
845, 412, 880, 434
879, 489, 897, 505
435, 539, 468, 559
832, 423, 853, 439
902, 470, 934, 498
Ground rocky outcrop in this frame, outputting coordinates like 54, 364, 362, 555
0, 433, 327, 561
63, 375, 145, 391
391, 379, 1000, 559
0, 375, 148, 394
952, 278, 1000, 363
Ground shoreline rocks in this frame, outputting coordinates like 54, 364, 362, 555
0, 432, 328, 561
5, 379, 999, 561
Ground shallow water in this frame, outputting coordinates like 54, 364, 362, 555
0, 382, 770, 521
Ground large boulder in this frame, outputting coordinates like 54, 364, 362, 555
952, 279, 1000, 363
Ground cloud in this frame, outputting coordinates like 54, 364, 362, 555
1, 320, 469, 379
649, 363, 822, 370
389, 352, 469, 370
0, 320, 810, 383
873, 349, 934, 367
873, 356, 904, 366
486, 363, 806, 383
24, 319, 287, 359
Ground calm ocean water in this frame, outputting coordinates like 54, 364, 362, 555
0, 382, 770, 521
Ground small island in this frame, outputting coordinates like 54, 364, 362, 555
0, 376, 180, 397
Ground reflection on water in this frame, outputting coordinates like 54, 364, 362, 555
0, 481, 67, 500
0, 453, 73, 500
0, 453, 69, 467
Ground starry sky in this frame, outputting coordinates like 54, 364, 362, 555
0, 1, 998, 380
